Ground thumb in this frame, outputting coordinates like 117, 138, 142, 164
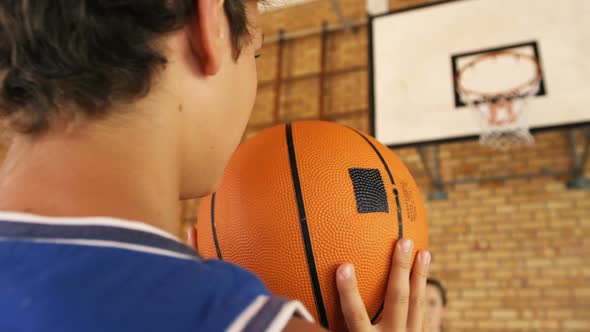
336, 264, 373, 332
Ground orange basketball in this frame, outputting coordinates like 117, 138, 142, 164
196, 121, 428, 330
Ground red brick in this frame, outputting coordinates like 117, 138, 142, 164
491, 309, 518, 319
504, 320, 531, 329
547, 309, 575, 318
462, 289, 487, 299
531, 320, 559, 330
563, 320, 590, 330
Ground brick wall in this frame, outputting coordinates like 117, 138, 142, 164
403, 133, 590, 331
183, 0, 590, 330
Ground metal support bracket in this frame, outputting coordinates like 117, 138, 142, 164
329, 0, 356, 33
272, 30, 285, 125
318, 22, 329, 120
406, 128, 588, 193
567, 127, 590, 190
417, 145, 448, 200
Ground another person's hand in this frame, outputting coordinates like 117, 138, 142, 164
337, 238, 431, 332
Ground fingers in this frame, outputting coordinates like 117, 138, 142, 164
407, 251, 431, 332
337, 242, 431, 332
336, 263, 372, 332
381, 238, 413, 331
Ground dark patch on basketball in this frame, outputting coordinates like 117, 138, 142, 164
349, 129, 404, 238
349, 168, 389, 214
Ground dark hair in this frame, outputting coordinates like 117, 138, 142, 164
0, 0, 251, 134
427, 278, 447, 306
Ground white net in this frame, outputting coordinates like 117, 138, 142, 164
456, 50, 541, 150
469, 93, 536, 150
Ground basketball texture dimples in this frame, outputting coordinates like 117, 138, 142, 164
197, 121, 428, 331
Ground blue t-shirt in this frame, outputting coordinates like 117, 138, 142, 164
0, 212, 312, 332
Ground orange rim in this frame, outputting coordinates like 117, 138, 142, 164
456, 50, 542, 103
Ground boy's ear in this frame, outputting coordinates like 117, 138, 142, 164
187, 226, 198, 251
187, 0, 225, 76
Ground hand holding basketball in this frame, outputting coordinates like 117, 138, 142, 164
336, 239, 431, 332
197, 121, 430, 330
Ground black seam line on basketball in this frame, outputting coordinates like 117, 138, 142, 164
393, 188, 403, 237
349, 131, 403, 323
350, 130, 394, 184
285, 123, 329, 328
350, 129, 404, 239
371, 302, 384, 324
349, 129, 404, 323
210, 193, 223, 260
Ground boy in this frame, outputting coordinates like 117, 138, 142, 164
0, 1, 430, 331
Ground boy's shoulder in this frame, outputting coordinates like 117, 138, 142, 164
0, 213, 312, 332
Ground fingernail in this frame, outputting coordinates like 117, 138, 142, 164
340, 264, 353, 280
401, 238, 413, 253
422, 251, 431, 265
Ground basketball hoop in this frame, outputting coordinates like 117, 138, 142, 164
456, 50, 542, 150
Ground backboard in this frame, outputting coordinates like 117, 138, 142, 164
369, 0, 590, 147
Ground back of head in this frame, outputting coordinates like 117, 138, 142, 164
427, 278, 447, 307
0, 0, 263, 200
0, 0, 249, 135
